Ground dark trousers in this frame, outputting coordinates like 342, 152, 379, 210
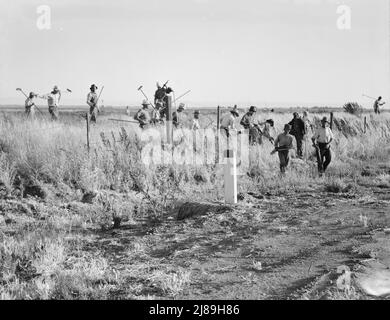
293, 134, 304, 157
316, 143, 332, 173
278, 150, 290, 173
90, 106, 98, 123
48, 106, 59, 121
249, 127, 261, 145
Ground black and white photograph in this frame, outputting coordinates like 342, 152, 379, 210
0, 0, 390, 306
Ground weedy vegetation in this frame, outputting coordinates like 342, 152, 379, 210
1, 110, 390, 299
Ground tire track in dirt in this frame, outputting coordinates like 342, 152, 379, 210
71, 187, 390, 299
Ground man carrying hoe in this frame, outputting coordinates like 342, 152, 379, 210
40, 85, 68, 121
25, 92, 38, 119
271, 124, 294, 174
135, 100, 152, 129
87, 84, 100, 123
312, 117, 334, 177
373, 96, 385, 114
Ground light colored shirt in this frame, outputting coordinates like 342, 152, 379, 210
240, 112, 258, 129
192, 119, 200, 130
275, 133, 294, 149
374, 99, 385, 109
87, 92, 98, 108
40, 92, 61, 107
135, 108, 151, 124
173, 111, 185, 127
302, 115, 312, 133
25, 97, 35, 108
221, 113, 236, 130
312, 127, 334, 143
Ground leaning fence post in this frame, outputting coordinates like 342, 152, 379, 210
166, 95, 173, 144
330, 112, 334, 130
86, 112, 90, 153
364, 116, 367, 134
217, 106, 221, 163
224, 149, 237, 204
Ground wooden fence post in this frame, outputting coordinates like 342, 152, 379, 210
166, 95, 173, 144
330, 112, 334, 130
364, 116, 367, 134
217, 106, 221, 163
224, 149, 237, 204
86, 112, 90, 153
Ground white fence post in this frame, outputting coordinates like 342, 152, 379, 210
224, 149, 237, 204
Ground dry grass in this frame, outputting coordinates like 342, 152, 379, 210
0, 110, 390, 300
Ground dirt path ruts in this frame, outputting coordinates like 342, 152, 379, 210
79, 189, 390, 300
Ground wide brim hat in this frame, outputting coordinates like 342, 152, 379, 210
90, 84, 98, 90
142, 99, 150, 106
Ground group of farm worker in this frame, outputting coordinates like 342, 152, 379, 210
24, 84, 100, 122
271, 115, 333, 176
134, 82, 200, 130
218, 106, 333, 176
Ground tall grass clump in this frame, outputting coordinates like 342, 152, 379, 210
343, 102, 363, 115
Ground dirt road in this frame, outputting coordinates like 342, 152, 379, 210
79, 184, 390, 300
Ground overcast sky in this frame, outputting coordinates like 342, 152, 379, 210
0, 0, 389, 108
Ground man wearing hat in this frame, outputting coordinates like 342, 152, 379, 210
240, 106, 262, 145
259, 119, 275, 145
87, 84, 99, 123
312, 117, 334, 176
288, 112, 306, 158
173, 103, 185, 128
374, 96, 385, 114
25, 92, 38, 119
220, 106, 240, 138
271, 124, 294, 174
191, 110, 201, 130
134, 100, 152, 129
40, 85, 63, 120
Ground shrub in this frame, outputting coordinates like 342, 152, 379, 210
343, 102, 363, 115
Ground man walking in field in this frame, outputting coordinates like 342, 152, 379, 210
240, 106, 261, 145
258, 119, 275, 145
312, 117, 334, 177
191, 110, 201, 130
271, 124, 294, 174
173, 103, 185, 128
25, 92, 38, 119
134, 100, 152, 129
220, 106, 240, 138
288, 112, 306, 158
302, 111, 313, 159
87, 84, 99, 123
40, 85, 65, 121
373, 96, 385, 114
